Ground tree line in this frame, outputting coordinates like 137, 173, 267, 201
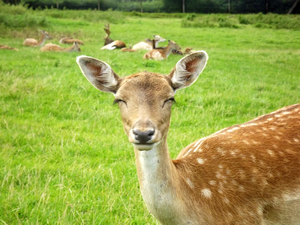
2, 0, 300, 14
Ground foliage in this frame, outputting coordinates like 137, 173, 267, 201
238, 13, 300, 29
181, 13, 300, 30
0, 5, 300, 224
3, 0, 300, 13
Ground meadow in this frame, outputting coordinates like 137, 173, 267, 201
0, 6, 300, 224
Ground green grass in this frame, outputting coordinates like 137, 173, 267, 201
1, 8, 300, 224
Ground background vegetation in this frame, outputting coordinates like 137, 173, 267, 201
1, 2, 300, 224
2, 0, 300, 14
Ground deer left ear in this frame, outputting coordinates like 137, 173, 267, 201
76, 55, 120, 94
168, 50, 208, 91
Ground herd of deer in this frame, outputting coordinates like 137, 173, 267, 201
101, 23, 195, 60
1, 24, 195, 60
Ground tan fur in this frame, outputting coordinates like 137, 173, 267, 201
143, 40, 181, 60
121, 45, 137, 52
0, 45, 18, 51
132, 35, 166, 50
59, 37, 84, 45
76, 52, 300, 225
40, 42, 80, 52
184, 47, 196, 54
23, 30, 51, 47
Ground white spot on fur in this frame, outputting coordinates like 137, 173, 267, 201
243, 140, 250, 145
223, 198, 230, 204
186, 178, 194, 188
197, 158, 204, 164
209, 180, 217, 185
201, 188, 212, 198
216, 172, 225, 180
267, 150, 275, 157
227, 127, 240, 132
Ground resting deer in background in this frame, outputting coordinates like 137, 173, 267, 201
0, 45, 19, 51
120, 45, 137, 52
40, 42, 80, 52
132, 35, 166, 50
101, 23, 126, 50
77, 51, 300, 225
143, 40, 181, 60
59, 37, 84, 45
23, 30, 52, 47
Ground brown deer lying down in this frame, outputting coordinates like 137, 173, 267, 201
132, 35, 166, 50
40, 42, 80, 52
101, 23, 126, 50
23, 30, 51, 47
77, 51, 300, 225
143, 40, 181, 60
59, 37, 84, 45
0, 45, 19, 51
121, 45, 137, 52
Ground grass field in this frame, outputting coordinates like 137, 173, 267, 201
1, 8, 300, 224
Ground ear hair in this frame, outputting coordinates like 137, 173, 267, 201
76, 55, 120, 94
169, 51, 208, 91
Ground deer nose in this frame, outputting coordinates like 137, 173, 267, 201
132, 128, 155, 144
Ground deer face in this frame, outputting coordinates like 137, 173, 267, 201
43, 30, 52, 40
114, 72, 175, 150
76, 51, 208, 151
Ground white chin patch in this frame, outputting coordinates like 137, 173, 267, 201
133, 143, 154, 151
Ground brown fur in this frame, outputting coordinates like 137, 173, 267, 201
40, 42, 80, 52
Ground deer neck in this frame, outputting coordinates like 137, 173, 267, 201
37, 33, 46, 47
163, 44, 174, 58
134, 138, 194, 224
63, 45, 75, 52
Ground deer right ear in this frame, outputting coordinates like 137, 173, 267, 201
76, 56, 120, 94
169, 51, 208, 91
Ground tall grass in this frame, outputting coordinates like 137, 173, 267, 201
0, 6, 300, 224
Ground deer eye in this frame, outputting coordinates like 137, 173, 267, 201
113, 99, 127, 105
163, 97, 176, 108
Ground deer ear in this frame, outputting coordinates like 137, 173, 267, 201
169, 51, 208, 91
76, 56, 120, 94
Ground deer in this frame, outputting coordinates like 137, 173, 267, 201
76, 51, 300, 225
132, 35, 166, 50
120, 45, 137, 52
0, 45, 19, 51
23, 30, 52, 47
143, 40, 181, 60
59, 37, 84, 45
40, 42, 80, 52
183, 47, 195, 54
101, 23, 126, 50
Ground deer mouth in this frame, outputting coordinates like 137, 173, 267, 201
132, 143, 155, 151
